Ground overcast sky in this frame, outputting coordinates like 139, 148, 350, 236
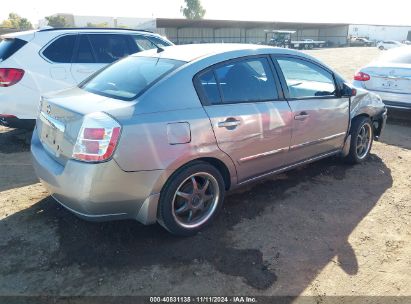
1, 0, 410, 26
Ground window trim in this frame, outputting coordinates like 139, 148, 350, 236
39, 33, 78, 64
193, 54, 284, 106
271, 54, 340, 101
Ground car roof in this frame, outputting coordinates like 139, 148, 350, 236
1, 28, 159, 40
132, 43, 307, 62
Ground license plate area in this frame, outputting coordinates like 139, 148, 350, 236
39, 112, 65, 157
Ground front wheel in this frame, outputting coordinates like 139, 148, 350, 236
378, 46, 384, 50
345, 116, 374, 164
157, 162, 225, 236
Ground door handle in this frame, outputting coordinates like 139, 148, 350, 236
294, 112, 309, 120
218, 118, 241, 128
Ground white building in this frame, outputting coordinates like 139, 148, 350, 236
349, 24, 411, 41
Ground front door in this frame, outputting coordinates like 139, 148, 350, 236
195, 56, 293, 182
273, 56, 349, 163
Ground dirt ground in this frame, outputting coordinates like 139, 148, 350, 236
0, 47, 410, 301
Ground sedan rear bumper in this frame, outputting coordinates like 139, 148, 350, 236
31, 129, 164, 224
368, 90, 411, 110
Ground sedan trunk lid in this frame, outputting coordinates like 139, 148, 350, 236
37, 87, 134, 165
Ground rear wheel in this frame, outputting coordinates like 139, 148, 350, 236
158, 162, 225, 236
345, 116, 373, 164
378, 45, 384, 50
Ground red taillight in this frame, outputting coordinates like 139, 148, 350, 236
354, 71, 370, 81
72, 113, 121, 162
0, 68, 24, 87
84, 128, 105, 140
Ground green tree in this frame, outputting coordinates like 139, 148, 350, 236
1, 13, 32, 30
86, 22, 109, 28
45, 15, 69, 28
180, 0, 206, 20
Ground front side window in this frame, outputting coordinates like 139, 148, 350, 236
211, 57, 278, 104
132, 35, 158, 51
43, 35, 76, 63
81, 56, 185, 101
88, 34, 131, 63
276, 57, 336, 98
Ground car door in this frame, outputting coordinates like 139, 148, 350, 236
70, 34, 132, 83
195, 56, 293, 183
41, 34, 78, 89
272, 55, 349, 163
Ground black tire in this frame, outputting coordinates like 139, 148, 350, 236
378, 46, 384, 50
345, 116, 374, 164
157, 161, 225, 236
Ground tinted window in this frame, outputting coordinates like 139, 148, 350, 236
197, 70, 220, 104
43, 35, 76, 63
146, 36, 172, 48
277, 57, 335, 98
75, 35, 95, 63
81, 56, 185, 101
0, 38, 27, 62
213, 57, 278, 103
132, 35, 158, 51
88, 34, 131, 63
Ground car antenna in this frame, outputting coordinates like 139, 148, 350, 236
156, 46, 165, 53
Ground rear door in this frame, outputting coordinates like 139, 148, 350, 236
195, 56, 293, 182
272, 55, 349, 163
70, 34, 132, 83
41, 34, 77, 88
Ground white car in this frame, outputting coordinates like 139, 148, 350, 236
0, 28, 173, 129
353, 46, 411, 110
377, 40, 403, 50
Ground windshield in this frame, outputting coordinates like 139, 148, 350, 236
81, 56, 185, 101
377, 46, 411, 64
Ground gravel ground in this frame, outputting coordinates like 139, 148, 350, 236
0, 47, 410, 301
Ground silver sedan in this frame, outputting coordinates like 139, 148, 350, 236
32, 44, 386, 236
353, 46, 411, 110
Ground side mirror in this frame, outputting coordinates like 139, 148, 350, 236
341, 83, 357, 97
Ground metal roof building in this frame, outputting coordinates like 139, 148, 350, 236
155, 18, 350, 46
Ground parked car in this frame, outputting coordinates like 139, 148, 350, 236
31, 44, 387, 236
350, 37, 373, 47
0, 27, 173, 129
353, 45, 411, 110
377, 40, 403, 50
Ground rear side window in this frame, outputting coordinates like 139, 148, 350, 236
197, 70, 220, 104
43, 35, 76, 63
0, 38, 27, 62
74, 35, 95, 63
88, 34, 131, 63
213, 57, 278, 104
81, 56, 185, 101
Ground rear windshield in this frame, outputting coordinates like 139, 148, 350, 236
81, 56, 185, 101
378, 47, 411, 64
0, 38, 27, 62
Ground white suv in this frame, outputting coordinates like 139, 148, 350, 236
0, 28, 173, 128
